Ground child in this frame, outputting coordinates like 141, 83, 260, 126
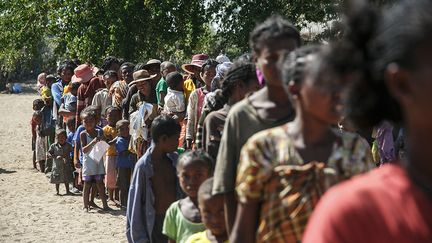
34, 111, 46, 172
213, 15, 301, 232
66, 117, 80, 193
126, 115, 181, 243
47, 129, 74, 195
186, 178, 227, 243
59, 81, 80, 123
115, 119, 135, 207
164, 71, 186, 121
103, 106, 121, 204
41, 75, 56, 173
31, 99, 45, 169
79, 108, 108, 211
163, 150, 213, 243
186, 59, 218, 149
231, 46, 374, 242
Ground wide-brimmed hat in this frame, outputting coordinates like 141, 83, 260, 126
143, 59, 161, 70
129, 70, 157, 86
181, 54, 209, 74
71, 64, 98, 83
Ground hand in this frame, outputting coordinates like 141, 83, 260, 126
74, 162, 81, 168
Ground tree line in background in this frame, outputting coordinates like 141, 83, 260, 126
0, 0, 392, 89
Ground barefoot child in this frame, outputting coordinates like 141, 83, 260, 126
126, 115, 181, 242
115, 119, 135, 207
103, 106, 121, 205
31, 99, 45, 169
47, 129, 74, 195
80, 109, 109, 211
186, 178, 228, 243
163, 150, 213, 243
34, 111, 46, 172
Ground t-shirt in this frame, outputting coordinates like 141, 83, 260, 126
156, 77, 168, 106
116, 136, 134, 168
103, 125, 117, 156
186, 231, 228, 243
212, 95, 294, 195
92, 88, 111, 117
303, 164, 432, 243
236, 124, 374, 242
164, 88, 186, 113
202, 105, 230, 159
63, 93, 77, 112
163, 200, 206, 243
183, 79, 196, 105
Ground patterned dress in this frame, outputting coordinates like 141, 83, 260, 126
236, 124, 374, 243
48, 142, 74, 184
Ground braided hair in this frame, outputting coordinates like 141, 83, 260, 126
221, 61, 257, 101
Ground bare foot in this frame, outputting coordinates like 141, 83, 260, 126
83, 206, 89, 212
89, 201, 99, 209
65, 191, 73, 196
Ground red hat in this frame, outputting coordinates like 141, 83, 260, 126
181, 54, 209, 74
71, 64, 97, 83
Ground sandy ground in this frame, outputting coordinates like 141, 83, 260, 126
0, 89, 127, 242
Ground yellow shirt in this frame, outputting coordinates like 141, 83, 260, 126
183, 79, 196, 103
186, 231, 228, 243
63, 84, 71, 95
103, 125, 118, 156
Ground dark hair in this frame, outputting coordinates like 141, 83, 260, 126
33, 99, 44, 108
56, 128, 67, 137
57, 60, 76, 76
46, 75, 57, 84
198, 177, 215, 200
134, 63, 146, 72
221, 61, 257, 100
80, 105, 99, 119
120, 62, 135, 70
166, 72, 183, 90
69, 81, 81, 91
103, 70, 118, 80
66, 117, 76, 128
105, 105, 121, 116
151, 115, 181, 143
339, 0, 432, 129
249, 15, 301, 54
200, 59, 219, 73
100, 56, 119, 72
116, 119, 130, 130
177, 149, 214, 174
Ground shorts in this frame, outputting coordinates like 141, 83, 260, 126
82, 174, 104, 182
116, 167, 132, 189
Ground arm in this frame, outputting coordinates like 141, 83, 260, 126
230, 202, 260, 243
186, 91, 197, 148
80, 131, 99, 154
51, 82, 62, 107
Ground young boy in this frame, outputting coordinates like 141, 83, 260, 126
115, 119, 135, 207
164, 71, 186, 121
59, 81, 80, 123
126, 115, 181, 243
186, 178, 228, 243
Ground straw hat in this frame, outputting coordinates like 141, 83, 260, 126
143, 59, 161, 70
129, 70, 157, 86
181, 54, 209, 74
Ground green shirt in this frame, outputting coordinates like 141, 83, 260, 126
163, 200, 206, 243
156, 77, 168, 106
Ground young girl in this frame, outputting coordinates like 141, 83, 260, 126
304, 1, 432, 241
80, 109, 108, 211
231, 45, 374, 242
186, 60, 218, 149
31, 99, 45, 169
103, 106, 121, 205
47, 129, 74, 195
163, 150, 213, 243
34, 111, 46, 172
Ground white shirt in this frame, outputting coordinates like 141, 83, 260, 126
164, 88, 185, 113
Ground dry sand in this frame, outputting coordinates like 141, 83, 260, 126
0, 89, 127, 242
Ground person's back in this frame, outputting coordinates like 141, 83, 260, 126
127, 115, 181, 243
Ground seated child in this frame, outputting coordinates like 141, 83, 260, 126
164, 71, 186, 121
163, 150, 214, 243
115, 119, 136, 207
103, 106, 122, 204
31, 99, 45, 169
34, 111, 46, 172
186, 178, 228, 243
126, 115, 181, 243
47, 129, 74, 195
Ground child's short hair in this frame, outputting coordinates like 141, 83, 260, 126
56, 128, 67, 137
46, 74, 57, 84
151, 115, 181, 143
177, 150, 214, 174
80, 105, 99, 119
249, 15, 301, 54
33, 99, 44, 108
69, 81, 81, 91
105, 105, 121, 115
66, 117, 76, 128
201, 59, 219, 73
198, 177, 214, 201
116, 119, 130, 130
166, 72, 183, 90
103, 70, 118, 80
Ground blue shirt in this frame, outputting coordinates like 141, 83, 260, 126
116, 136, 135, 168
51, 79, 64, 108
126, 145, 182, 243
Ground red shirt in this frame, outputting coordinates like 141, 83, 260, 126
303, 164, 432, 243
